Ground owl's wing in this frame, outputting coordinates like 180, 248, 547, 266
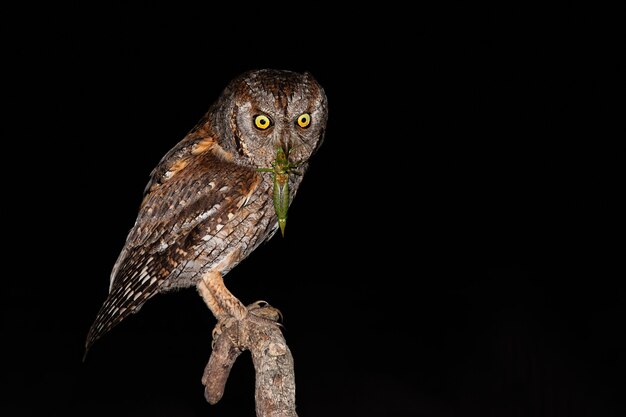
85, 140, 260, 354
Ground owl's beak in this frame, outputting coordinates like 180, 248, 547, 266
277, 139, 291, 163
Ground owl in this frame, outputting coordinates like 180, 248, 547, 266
85, 69, 328, 356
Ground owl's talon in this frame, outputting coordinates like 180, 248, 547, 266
247, 301, 283, 323
211, 316, 237, 349
247, 300, 269, 310
210, 301, 285, 349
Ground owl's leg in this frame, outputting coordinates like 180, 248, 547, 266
198, 270, 248, 321
197, 271, 282, 348
197, 271, 247, 348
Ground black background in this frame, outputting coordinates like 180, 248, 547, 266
3, 3, 624, 416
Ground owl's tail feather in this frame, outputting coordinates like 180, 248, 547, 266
83, 280, 157, 361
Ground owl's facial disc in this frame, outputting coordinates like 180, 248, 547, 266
236, 101, 325, 169
227, 69, 327, 169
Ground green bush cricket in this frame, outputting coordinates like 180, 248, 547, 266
257, 147, 300, 237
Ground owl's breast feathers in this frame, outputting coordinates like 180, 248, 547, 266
85, 137, 274, 352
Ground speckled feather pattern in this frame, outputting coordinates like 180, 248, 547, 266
85, 69, 327, 354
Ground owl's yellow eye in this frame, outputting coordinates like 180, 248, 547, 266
296, 113, 311, 128
254, 115, 272, 130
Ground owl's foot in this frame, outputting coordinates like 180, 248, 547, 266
211, 316, 235, 349
247, 300, 283, 323
211, 301, 283, 349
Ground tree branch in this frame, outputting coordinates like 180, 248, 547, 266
202, 304, 297, 417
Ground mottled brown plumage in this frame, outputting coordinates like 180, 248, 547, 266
85, 69, 328, 356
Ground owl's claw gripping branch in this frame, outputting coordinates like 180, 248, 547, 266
199, 271, 284, 349
248, 300, 283, 323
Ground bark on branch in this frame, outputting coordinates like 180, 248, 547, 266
202, 304, 297, 417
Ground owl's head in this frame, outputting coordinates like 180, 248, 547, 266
212, 69, 328, 169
